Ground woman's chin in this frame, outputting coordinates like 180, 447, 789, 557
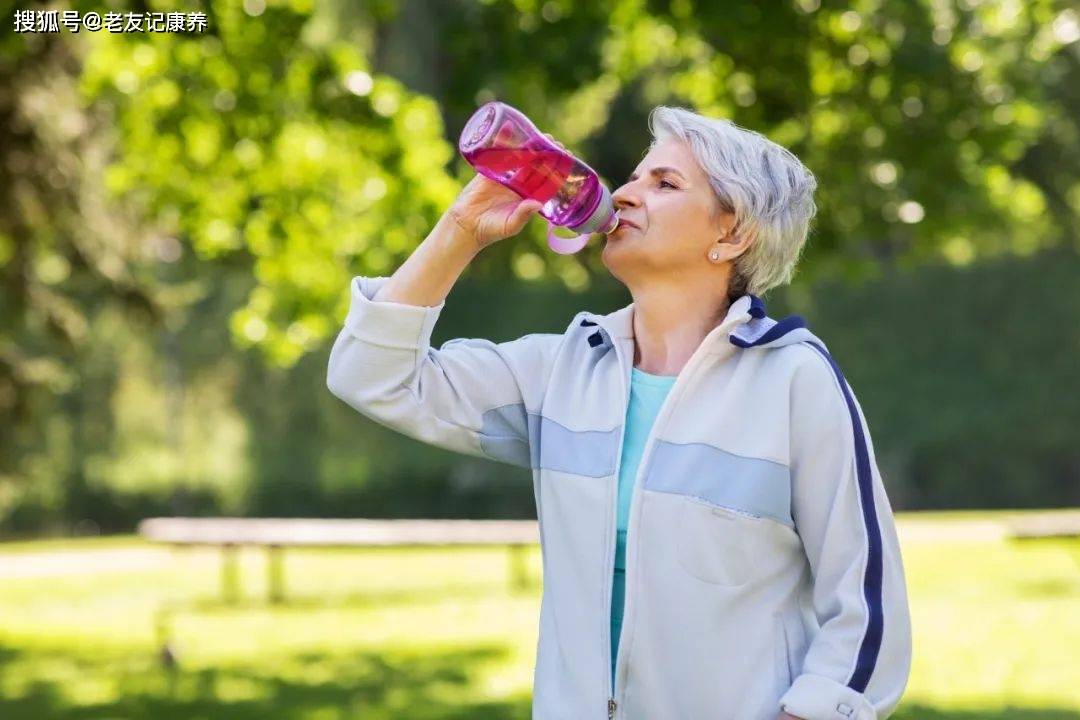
601, 237, 621, 260
601, 235, 638, 274
604, 231, 631, 249
603, 231, 638, 254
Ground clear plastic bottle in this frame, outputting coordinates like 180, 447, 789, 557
458, 101, 619, 254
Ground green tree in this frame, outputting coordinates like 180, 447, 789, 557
76, 0, 1080, 366
2, 0, 1079, 531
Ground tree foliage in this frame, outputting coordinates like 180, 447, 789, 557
1, 0, 1078, 531
70, 0, 1080, 364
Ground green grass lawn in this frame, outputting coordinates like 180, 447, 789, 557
1, 510, 1078, 719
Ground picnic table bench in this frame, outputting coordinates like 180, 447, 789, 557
1008, 510, 1080, 571
138, 517, 541, 604
1008, 510, 1080, 541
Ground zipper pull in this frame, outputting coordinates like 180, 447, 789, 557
608, 697, 617, 719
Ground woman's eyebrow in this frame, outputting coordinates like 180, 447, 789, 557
627, 166, 687, 182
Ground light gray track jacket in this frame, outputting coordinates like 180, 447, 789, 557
327, 275, 912, 720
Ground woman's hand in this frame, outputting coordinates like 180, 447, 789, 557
445, 132, 566, 252
445, 174, 543, 252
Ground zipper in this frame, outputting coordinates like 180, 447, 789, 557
605, 316, 744, 718
604, 332, 631, 719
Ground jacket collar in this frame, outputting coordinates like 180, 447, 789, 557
580, 294, 764, 355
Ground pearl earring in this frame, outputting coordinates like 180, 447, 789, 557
709, 251, 720, 261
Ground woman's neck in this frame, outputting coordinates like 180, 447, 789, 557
630, 287, 731, 376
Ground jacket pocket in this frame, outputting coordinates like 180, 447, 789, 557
675, 496, 762, 586
774, 613, 793, 692
780, 608, 807, 683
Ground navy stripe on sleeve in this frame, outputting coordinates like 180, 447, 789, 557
803, 341, 884, 693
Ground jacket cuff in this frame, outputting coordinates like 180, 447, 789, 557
343, 276, 446, 351
780, 674, 876, 720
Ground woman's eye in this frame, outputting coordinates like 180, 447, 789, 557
659, 180, 677, 189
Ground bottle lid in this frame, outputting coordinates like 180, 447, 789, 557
570, 186, 619, 235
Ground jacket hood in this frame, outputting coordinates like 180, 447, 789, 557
579, 293, 822, 354
728, 294, 822, 349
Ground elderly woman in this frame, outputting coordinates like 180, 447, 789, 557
327, 107, 912, 720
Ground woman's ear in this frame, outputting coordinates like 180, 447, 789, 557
708, 225, 755, 265
721, 224, 756, 256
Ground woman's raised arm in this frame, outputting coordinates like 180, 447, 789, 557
372, 173, 543, 307
327, 174, 558, 469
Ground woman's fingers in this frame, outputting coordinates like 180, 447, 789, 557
494, 198, 540, 237
504, 199, 543, 235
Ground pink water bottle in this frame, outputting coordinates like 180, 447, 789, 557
458, 101, 620, 254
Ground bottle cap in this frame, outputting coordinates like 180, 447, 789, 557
570, 187, 618, 235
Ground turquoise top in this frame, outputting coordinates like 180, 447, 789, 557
611, 366, 678, 686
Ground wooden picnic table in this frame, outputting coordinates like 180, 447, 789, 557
138, 517, 541, 603
1008, 510, 1080, 541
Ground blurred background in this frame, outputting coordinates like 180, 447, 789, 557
1, 0, 1078, 717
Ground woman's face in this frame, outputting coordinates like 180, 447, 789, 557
602, 138, 730, 287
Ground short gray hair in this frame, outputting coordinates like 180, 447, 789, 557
648, 106, 818, 300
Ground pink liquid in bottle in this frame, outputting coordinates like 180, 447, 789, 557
458, 102, 619, 254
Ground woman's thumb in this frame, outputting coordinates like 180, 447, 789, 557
509, 199, 543, 230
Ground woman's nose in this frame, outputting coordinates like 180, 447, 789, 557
612, 184, 640, 210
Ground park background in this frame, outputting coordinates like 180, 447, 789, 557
1, 0, 1079, 717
